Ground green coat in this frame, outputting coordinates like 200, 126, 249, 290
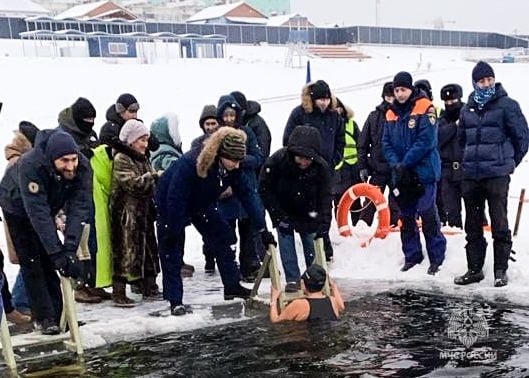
150, 114, 183, 171
91, 145, 113, 288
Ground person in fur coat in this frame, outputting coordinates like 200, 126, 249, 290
110, 119, 160, 307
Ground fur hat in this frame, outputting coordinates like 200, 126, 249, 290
393, 71, 413, 90
302, 264, 327, 292
440, 83, 463, 101
196, 127, 247, 178
115, 93, 139, 113
472, 61, 495, 82
119, 119, 149, 145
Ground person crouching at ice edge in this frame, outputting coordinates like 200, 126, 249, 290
382, 71, 446, 275
155, 127, 276, 316
259, 126, 332, 293
270, 264, 344, 322
0, 130, 89, 335
110, 119, 161, 307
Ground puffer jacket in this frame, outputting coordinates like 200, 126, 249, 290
459, 83, 529, 179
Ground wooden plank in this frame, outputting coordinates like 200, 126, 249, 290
313, 238, 330, 296
0, 309, 17, 372
0, 332, 70, 350
61, 277, 83, 356
268, 244, 286, 311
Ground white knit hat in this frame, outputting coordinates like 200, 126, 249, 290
119, 119, 149, 145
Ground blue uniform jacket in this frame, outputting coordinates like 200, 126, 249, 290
382, 90, 441, 184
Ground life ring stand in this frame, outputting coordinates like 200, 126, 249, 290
336, 183, 391, 239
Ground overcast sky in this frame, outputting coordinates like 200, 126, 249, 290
290, 0, 529, 35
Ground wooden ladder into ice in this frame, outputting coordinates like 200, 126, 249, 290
249, 237, 330, 310
0, 225, 89, 374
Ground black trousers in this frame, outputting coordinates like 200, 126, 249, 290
4, 212, 62, 322
462, 176, 512, 272
359, 173, 401, 226
441, 177, 463, 228
228, 218, 260, 276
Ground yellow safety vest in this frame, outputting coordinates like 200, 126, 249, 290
335, 118, 358, 170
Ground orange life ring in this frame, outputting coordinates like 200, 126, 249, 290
336, 183, 390, 239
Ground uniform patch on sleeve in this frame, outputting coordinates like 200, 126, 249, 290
28, 182, 39, 194
408, 118, 416, 129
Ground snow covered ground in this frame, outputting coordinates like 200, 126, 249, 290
1, 42, 529, 349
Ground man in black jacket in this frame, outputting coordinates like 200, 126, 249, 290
260, 126, 332, 292
100, 93, 159, 153
0, 130, 90, 334
357, 82, 400, 226
437, 83, 465, 229
454, 61, 529, 287
58, 97, 99, 158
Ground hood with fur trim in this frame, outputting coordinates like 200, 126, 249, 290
150, 113, 182, 149
196, 127, 247, 178
5, 131, 32, 165
301, 81, 338, 114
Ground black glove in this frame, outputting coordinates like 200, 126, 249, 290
50, 250, 82, 279
260, 230, 277, 248
315, 226, 328, 239
392, 164, 405, 187
277, 220, 294, 235
359, 169, 369, 183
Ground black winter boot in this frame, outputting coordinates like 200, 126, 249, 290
494, 270, 508, 287
224, 285, 251, 300
454, 270, 484, 285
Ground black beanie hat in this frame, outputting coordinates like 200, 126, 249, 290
115, 93, 139, 113
71, 97, 96, 125
393, 71, 413, 90
230, 91, 248, 111
302, 264, 327, 292
219, 133, 246, 161
46, 130, 80, 162
472, 61, 495, 82
310, 80, 331, 100
440, 83, 463, 101
414, 79, 433, 100
18, 120, 39, 146
381, 81, 394, 98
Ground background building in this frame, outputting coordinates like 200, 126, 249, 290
203, 0, 290, 16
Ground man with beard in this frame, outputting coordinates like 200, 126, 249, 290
0, 130, 90, 334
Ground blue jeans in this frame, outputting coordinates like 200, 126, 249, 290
12, 271, 30, 313
277, 230, 316, 283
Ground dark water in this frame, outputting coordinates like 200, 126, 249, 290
18, 289, 529, 377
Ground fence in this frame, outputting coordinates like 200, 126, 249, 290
1, 16, 527, 49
